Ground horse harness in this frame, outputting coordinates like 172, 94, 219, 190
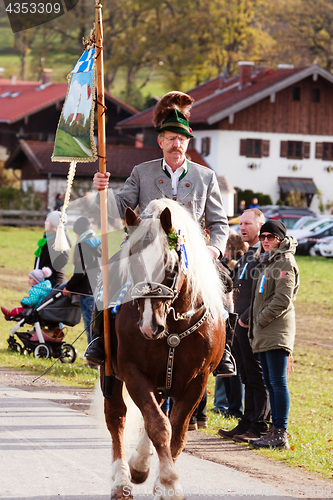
131, 264, 209, 398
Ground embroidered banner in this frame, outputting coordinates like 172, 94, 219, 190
52, 48, 97, 162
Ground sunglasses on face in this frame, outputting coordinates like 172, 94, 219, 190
259, 233, 277, 242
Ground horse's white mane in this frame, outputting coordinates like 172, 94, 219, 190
120, 198, 225, 319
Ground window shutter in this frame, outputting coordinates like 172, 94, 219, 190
240, 139, 247, 156
303, 142, 310, 159
280, 141, 288, 157
315, 143, 323, 159
201, 137, 211, 156
261, 140, 270, 157
206, 137, 210, 156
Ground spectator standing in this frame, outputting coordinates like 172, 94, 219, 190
237, 200, 246, 215
54, 193, 63, 211
213, 234, 248, 418
218, 208, 271, 443
34, 211, 71, 287
248, 221, 299, 449
249, 197, 259, 209
62, 216, 102, 344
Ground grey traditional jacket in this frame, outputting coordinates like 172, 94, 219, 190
114, 158, 229, 254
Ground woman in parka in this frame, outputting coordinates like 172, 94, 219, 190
248, 220, 299, 449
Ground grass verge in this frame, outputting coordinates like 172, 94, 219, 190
0, 227, 333, 478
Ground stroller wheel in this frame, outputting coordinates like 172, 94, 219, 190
60, 343, 77, 364
34, 343, 50, 360
7, 339, 24, 355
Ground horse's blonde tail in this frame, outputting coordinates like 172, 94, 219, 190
122, 384, 145, 451
88, 378, 144, 452
89, 379, 110, 437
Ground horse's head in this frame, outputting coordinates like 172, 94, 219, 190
125, 205, 185, 340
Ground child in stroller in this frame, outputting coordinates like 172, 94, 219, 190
2, 266, 53, 319
3, 276, 81, 362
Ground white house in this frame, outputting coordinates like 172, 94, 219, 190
118, 63, 333, 214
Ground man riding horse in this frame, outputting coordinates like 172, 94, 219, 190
84, 91, 235, 374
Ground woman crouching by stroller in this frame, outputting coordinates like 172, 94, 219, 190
248, 220, 299, 450
1, 267, 52, 319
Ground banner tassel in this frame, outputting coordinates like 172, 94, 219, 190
54, 160, 77, 251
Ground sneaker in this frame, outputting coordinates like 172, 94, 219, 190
218, 422, 249, 439
250, 427, 289, 449
197, 420, 208, 429
188, 422, 198, 431
84, 336, 105, 366
232, 430, 260, 443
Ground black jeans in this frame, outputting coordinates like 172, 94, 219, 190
232, 323, 270, 434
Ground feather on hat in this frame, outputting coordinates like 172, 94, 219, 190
153, 92, 194, 127
153, 92, 195, 137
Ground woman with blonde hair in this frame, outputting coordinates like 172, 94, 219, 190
249, 220, 299, 449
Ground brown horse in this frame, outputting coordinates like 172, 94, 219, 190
101, 198, 226, 500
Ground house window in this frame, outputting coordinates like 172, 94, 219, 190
247, 139, 261, 157
240, 139, 270, 157
280, 141, 310, 159
288, 141, 302, 158
201, 137, 211, 156
292, 87, 300, 101
312, 88, 320, 102
323, 143, 333, 160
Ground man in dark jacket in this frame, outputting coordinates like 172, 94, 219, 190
218, 208, 271, 442
63, 216, 102, 343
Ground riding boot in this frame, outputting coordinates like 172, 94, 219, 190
213, 312, 238, 377
84, 307, 105, 366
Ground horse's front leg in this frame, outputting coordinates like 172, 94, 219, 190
170, 373, 209, 461
125, 371, 184, 500
102, 373, 132, 500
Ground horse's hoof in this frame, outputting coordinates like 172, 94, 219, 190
111, 485, 133, 500
129, 464, 150, 484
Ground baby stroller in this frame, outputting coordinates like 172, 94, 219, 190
6, 283, 82, 363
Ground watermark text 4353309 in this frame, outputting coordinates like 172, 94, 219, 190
4, 0, 79, 33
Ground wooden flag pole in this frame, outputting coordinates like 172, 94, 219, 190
95, 0, 113, 397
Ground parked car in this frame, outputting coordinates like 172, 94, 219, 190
287, 215, 320, 233
296, 223, 333, 255
262, 206, 317, 229
311, 236, 333, 257
289, 216, 333, 239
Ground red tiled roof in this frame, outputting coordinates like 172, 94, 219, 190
0, 80, 138, 124
0, 80, 67, 124
6, 140, 209, 178
118, 65, 331, 129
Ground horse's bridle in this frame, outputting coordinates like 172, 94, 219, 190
130, 256, 208, 397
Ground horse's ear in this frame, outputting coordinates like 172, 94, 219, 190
125, 207, 139, 228
160, 207, 172, 235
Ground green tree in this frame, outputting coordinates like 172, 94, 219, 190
269, 0, 333, 70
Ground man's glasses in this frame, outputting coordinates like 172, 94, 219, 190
162, 135, 189, 144
259, 233, 277, 242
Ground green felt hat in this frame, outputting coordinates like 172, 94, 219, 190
156, 109, 194, 138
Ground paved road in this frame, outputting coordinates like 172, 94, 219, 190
0, 384, 297, 500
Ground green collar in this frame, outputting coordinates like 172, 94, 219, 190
161, 159, 188, 181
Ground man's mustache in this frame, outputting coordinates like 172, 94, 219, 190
171, 147, 183, 153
